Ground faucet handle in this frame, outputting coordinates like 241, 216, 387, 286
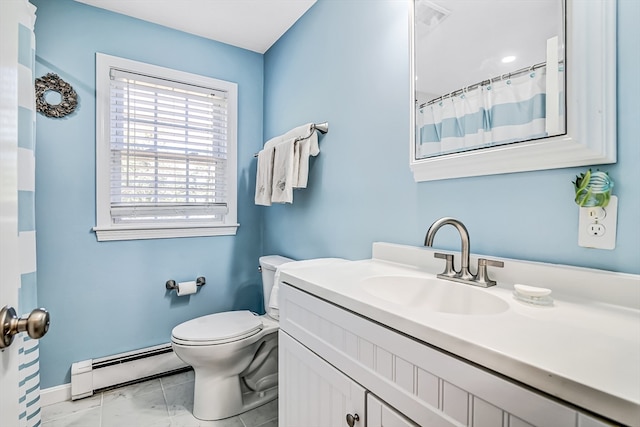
474, 258, 504, 287
479, 258, 504, 268
434, 253, 457, 277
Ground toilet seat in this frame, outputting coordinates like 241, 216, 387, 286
171, 310, 263, 346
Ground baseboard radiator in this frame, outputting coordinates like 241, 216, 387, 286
70, 343, 189, 400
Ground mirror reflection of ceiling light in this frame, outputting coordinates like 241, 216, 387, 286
501, 56, 517, 63
415, 0, 451, 31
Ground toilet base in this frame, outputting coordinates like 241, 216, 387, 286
192, 373, 278, 421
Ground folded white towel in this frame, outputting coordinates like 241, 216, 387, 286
263, 134, 282, 150
268, 258, 347, 320
282, 123, 320, 156
282, 123, 319, 189
271, 138, 296, 204
254, 147, 274, 206
295, 130, 316, 188
255, 123, 321, 206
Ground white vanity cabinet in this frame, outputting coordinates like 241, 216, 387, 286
279, 331, 365, 427
368, 394, 419, 427
278, 283, 616, 427
279, 330, 418, 427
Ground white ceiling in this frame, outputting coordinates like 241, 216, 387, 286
73, 0, 317, 53
415, 0, 563, 98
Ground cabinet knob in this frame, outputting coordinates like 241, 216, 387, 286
345, 413, 360, 427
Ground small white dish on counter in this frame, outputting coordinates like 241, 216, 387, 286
513, 284, 553, 306
514, 284, 552, 297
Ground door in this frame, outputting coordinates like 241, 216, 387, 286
279, 331, 365, 427
0, 0, 26, 424
1, 2, 47, 427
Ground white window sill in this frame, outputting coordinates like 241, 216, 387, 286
93, 224, 239, 242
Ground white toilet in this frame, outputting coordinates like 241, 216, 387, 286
171, 255, 292, 421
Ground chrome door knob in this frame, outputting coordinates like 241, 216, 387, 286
1, 306, 50, 349
345, 413, 360, 427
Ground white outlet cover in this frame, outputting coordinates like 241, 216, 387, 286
578, 196, 618, 250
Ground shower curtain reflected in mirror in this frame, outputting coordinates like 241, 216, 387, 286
416, 65, 562, 158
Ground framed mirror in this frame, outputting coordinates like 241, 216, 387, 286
409, 0, 616, 182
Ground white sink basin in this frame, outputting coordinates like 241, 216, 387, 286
360, 275, 509, 315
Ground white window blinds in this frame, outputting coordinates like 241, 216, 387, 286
109, 68, 229, 224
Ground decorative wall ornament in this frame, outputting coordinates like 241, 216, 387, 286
573, 169, 614, 207
35, 73, 78, 118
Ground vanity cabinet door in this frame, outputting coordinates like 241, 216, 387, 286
367, 393, 419, 427
279, 330, 366, 427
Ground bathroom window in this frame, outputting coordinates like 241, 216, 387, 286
93, 53, 238, 241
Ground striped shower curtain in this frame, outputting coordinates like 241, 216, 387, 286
417, 68, 549, 159
16, 2, 41, 426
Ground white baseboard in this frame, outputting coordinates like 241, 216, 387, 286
40, 383, 71, 407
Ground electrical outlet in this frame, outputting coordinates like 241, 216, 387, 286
578, 196, 617, 249
587, 207, 606, 221
586, 223, 606, 236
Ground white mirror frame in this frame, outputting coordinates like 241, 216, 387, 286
409, 0, 616, 182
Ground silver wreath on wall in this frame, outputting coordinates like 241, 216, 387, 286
35, 73, 78, 118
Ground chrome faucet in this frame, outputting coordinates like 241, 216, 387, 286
424, 217, 503, 287
424, 217, 473, 280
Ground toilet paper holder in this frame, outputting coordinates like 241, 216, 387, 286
166, 276, 206, 291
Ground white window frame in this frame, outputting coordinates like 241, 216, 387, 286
93, 53, 238, 241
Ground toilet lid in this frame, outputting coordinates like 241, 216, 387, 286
171, 310, 263, 344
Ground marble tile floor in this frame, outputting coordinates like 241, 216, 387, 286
41, 370, 278, 427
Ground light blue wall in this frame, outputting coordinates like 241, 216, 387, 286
32, 0, 639, 390
32, 0, 265, 388
263, 0, 640, 274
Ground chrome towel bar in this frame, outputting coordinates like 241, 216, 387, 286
253, 121, 329, 157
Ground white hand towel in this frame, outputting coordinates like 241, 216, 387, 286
263, 134, 282, 150
271, 138, 296, 204
295, 130, 318, 188
268, 258, 347, 320
254, 147, 274, 206
291, 138, 301, 189
282, 123, 319, 188
256, 123, 321, 206
282, 123, 320, 156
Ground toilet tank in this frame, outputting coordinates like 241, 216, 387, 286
259, 255, 293, 313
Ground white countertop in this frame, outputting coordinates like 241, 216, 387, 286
279, 243, 640, 426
